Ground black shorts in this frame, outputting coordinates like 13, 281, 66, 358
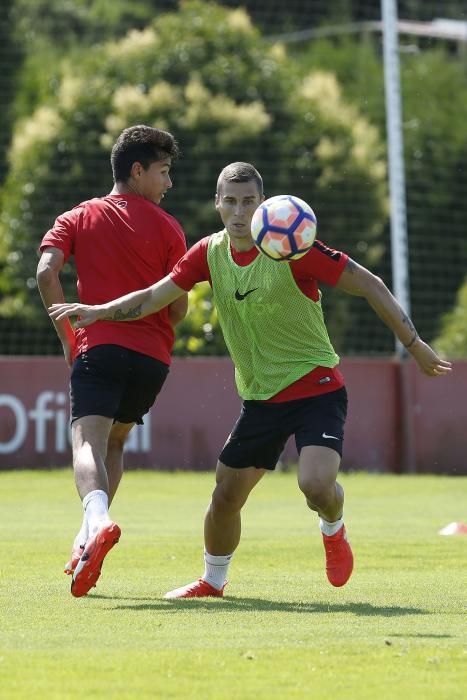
219, 387, 348, 470
70, 344, 169, 425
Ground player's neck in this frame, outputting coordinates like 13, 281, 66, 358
228, 236, 256, 253
110, 181, 141, 196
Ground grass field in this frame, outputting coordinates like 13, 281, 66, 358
0, 470, 465, 699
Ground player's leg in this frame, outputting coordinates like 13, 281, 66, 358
205, 461, 265, 555
64, 419, 130, 576
165, 400, 286, 599
105, 421, 135, 503
71, 350, 167, 596
66, 346, 129, 594
97, 350, 168, 514
295, 388, 353, 587
72, 415, 113, 498
70, 414, 121, 597
297, 445, 343, 522
165, 463, 265, 599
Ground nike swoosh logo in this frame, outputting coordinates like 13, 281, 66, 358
235, 288, 258, 301
322, 432, 340, 440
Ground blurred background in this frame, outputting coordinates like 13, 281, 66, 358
1, 0, 467, 360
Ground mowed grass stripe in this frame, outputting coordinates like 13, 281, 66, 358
0, 470, 465, 699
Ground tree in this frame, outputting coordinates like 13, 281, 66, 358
293, 36, 467, 348
0, 0, 21, 186
0, 0, 387, 355
434, 277, 467, 358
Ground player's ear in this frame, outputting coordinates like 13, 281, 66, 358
130, 161, 143, 179
214, 192, 220, 209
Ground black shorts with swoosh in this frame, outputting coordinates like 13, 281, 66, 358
219, 387, 348, 470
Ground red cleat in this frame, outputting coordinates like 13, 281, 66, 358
164, 578, 226, 599
322, 525, 354, 587
439, 522, 467, 535
71, 521, 121, 598
64, 543, 85, 575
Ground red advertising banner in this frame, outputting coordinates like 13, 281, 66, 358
0, 356, 465, 473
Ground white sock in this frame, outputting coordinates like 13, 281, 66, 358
319, 516, 344, 537
74, 513, 89, 549
83, 489, 110, 537
203, 550, 233, 590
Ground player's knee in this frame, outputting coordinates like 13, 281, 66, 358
211, 483, 245, 515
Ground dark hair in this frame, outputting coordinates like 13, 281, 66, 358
217, 162, 263, 196
111, 125, 180, 182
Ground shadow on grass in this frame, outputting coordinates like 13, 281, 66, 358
90, 594, 428, 616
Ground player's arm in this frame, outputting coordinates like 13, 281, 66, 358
37, 247, 76, 367
168, 294, 188, 327
49, 276, 185, 328
335, 258, 452, 377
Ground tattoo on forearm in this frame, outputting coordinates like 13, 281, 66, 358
401, 313, 418, 348
105, 305, 142, 321
401, 313, 415, 333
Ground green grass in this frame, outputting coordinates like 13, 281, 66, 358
0, 470, 466, 699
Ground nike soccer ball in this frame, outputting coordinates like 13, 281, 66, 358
251, 195, 317, 261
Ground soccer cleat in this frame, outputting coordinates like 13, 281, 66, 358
71, 521, 121, 598
322, 525, 354, 587
64, 543, 85, 575
438, 521, 467, 535
164, 578, 226, 599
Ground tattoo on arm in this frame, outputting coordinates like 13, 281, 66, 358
105, 305, 142, 321
401, 313, 416, 334
346, 258, 358, 274
401, 313, 418, 348
401, 313, 415, 331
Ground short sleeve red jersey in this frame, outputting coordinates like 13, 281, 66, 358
170, 235, 348, 400
40, 194, 187, 364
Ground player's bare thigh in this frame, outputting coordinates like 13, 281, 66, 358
297, 445, 341, 495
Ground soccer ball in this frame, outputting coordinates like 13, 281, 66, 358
251, 195, 317, 261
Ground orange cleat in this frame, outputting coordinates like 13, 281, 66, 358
71, 521, 121, 598
164, 578, 226, 599
322, 525, 354, 587
64, 543, 85, 575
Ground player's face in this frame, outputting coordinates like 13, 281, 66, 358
215, 181, 263, 249
132, 158, 173, 204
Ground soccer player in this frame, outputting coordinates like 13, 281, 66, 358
49, 162, 452, 598
37, 125, 188, 597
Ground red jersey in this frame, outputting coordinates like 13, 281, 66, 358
40, 194, 187, 364
170, 236, 348, 401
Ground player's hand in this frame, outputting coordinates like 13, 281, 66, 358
49, 303, 106, 328
408, 338, 452, 377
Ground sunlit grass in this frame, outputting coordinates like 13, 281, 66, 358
0, 470, 465, 699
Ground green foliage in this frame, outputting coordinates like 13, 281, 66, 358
434, 276, 467, 358
174, 282, 226, 356
0, 0, 21, 184
401, 50, 467, 342
12, 0, 154, 47
293, 38, 467, 348
0, 0, 387, 355
293, 36, 385, 125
